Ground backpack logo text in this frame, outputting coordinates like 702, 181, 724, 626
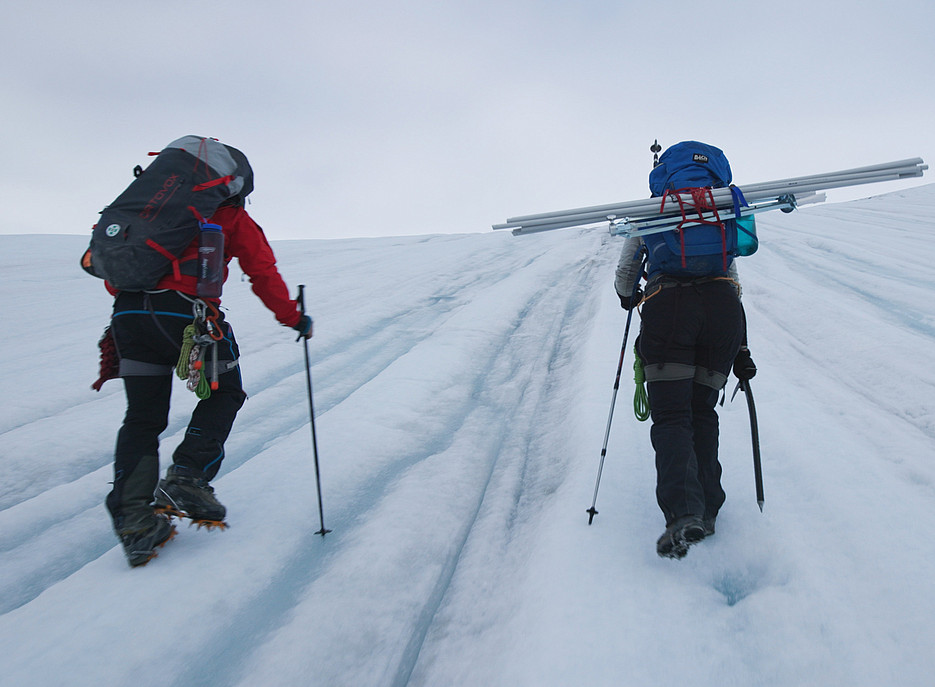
140, 174, 181, 220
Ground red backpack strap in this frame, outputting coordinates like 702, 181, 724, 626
659, 188, 728, 270
192, 175, 234, 192
144, 239, 182, 280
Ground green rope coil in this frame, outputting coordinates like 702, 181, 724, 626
176, 324, 212, 400
633, 346, 650, 421
176, 324, 197, 380
191, 363, 211, 400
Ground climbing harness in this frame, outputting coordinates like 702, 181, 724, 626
640, 275, 740, 306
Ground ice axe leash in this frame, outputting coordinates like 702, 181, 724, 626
298, 285, 331, 536
732, 378, 764, 511
587, 256, 646, 525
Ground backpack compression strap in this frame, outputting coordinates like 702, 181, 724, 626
192, 176, 235, 192
145, 239, 184, 280
143, 206, 216, 282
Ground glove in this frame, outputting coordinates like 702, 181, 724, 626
293, 314, 313, 341
617, 287, 643, 311
733, 347, 756, 381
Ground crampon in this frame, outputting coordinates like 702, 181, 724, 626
155, 505, 229, 531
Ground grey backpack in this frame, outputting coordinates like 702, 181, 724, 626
82, 136, 253, 291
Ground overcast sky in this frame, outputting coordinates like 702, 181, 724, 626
2, 0, 933, 241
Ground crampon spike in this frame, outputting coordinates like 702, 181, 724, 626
191, 519, 229, 531
155, 505, 228, 530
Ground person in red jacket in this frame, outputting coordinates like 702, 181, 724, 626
104, 171, 312, 567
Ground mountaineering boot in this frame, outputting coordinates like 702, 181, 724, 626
656, 515, 706, 559
106, 454, 174, 566
116, 512, 176, 567
155, 465, 227, 527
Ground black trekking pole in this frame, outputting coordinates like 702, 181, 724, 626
297, 285, 331, 535
735, 378, 765, 511
587, 260, 645, 525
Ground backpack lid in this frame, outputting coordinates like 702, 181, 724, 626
649, 141, 732, 197
165, 136, 254, 201
223, 144, 254, 201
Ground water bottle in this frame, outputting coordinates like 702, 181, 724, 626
735, 215, 759, 256
196, 223, 225, 298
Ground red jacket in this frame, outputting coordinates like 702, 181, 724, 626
107, 205, 301, 328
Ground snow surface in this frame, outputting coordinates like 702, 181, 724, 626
2, 185, 934, 686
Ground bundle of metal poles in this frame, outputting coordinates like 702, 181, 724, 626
493, 158, 927, 236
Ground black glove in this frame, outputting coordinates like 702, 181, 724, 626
618, 287, 643, 311
293, 314, 313, 341
733, 347, 756, 381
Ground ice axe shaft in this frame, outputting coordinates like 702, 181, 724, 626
735, 378, 765, 511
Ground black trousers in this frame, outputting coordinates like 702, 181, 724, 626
637, 279, 743, 526
105, 291, 246, 526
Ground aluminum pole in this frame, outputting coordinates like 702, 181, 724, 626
498, 165, 924, 232
498, 158, 924, 227
494, 159, 926, 234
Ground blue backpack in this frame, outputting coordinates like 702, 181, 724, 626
643, 141, 755, 278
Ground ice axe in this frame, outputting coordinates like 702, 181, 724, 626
732, 378, 764, 511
